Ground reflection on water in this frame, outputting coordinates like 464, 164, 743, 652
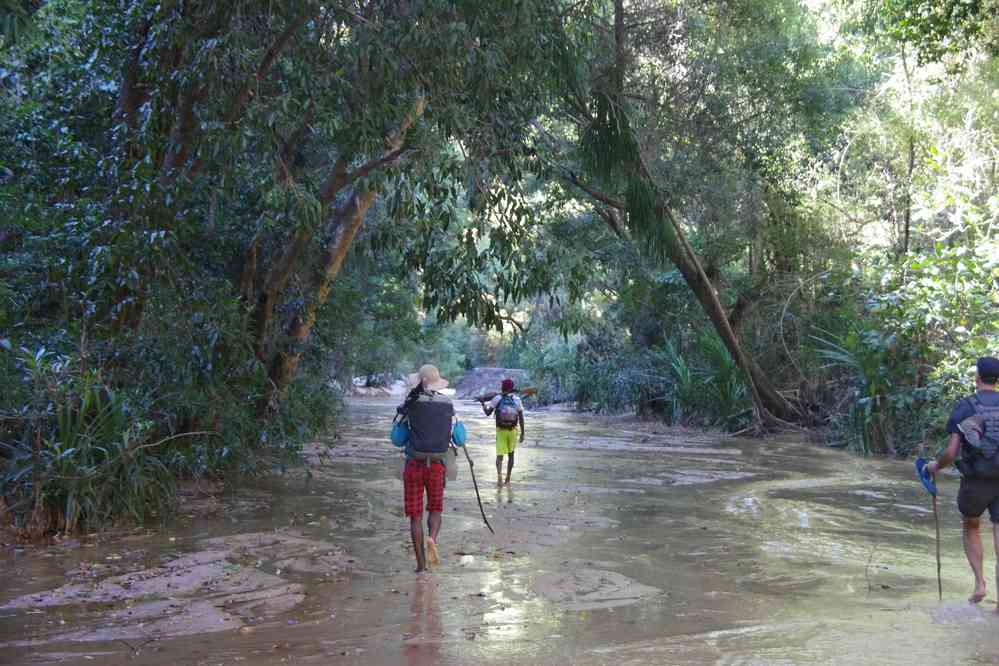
403, 577, 442, 666
496, 486, 517, 504
2, 398, 999, 664
480, 569, 528, 642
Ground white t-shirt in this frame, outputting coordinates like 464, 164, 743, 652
487, 393, 524, 412
489, 393, 524, 414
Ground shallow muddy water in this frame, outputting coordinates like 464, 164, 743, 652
3, 398, 999, 665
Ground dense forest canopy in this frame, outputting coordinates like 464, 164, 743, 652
1, 0, 997, 535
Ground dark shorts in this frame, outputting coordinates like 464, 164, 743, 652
404, 459, 445, 517
957, 477, 999, 522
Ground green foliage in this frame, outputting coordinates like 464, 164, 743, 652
868, 0, 999, 64
807, 236, 999, 456
803, 42, 999, 455
0, 0, 585, 533
507, 300, 751, 428
4, 0, 999, 541
813, 329, 901, 455
696, 332, 751, 428
625, 177, 674, 261
0, 0, 33, 49
2, 353, 175, 535
580, 93, 640, 184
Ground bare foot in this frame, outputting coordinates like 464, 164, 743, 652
504, 479, 511, 486
426, 538, 440, 567
970, 581, 987, 603
497, 480, 503, 488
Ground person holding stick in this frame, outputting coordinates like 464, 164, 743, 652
925, 356, 999, 606
395, 365, 456, 573
481, 378, 525, 487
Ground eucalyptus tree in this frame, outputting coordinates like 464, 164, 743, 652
4, 0, 574, 418
539, 0, 862, 426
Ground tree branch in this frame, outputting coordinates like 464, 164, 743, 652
727, 287, 760, 332
500, 314, 526, 333
226, 8, 318, 125
253, 227, 313, 360
113, 19, 152, 136
318, 96, 426, 203
594, 206, 626, 238
565, 172, 625, 210
319, 146, 409, 203
276, 101, 316, 187
160, 85, 207, 183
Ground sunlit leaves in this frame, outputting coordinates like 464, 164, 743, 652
868, 0, 999, 65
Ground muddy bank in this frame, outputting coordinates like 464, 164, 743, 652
1, 398, 997, 665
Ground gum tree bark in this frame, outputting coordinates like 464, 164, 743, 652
257, 97, 426, 412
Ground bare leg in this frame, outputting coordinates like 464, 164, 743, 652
993, 522, 999, 611
428, 511, 442, 542
426, 510, 442, 566
505, 451, 515, 485
496, 455, 503, 487
410, 516, 427, 573
963, 516, 987, 602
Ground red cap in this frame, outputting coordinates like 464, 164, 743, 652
501, 378, 515, 393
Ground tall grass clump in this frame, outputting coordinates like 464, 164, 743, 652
1, 350, 178, 537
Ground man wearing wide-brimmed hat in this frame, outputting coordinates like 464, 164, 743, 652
396, 364, 454, 573
926, 356, 999, 607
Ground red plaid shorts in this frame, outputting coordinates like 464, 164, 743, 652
404, 459, 446, 517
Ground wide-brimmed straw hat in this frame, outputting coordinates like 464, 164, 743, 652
408, 364, 449, 392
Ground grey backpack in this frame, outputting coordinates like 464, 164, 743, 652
958, 398, 999, 479
495, 394, 520, 429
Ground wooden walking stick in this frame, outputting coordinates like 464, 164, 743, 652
916, 458, 942, 600
933, 492, 942, 601
461, 445, 495, 535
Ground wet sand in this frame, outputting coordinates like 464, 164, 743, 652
2, 398, 998, 665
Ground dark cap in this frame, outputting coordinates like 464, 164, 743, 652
978, 357, 999, 382
501, 378, 515, 393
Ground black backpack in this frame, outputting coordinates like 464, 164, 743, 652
402, 390, 454, 459
958, 397, 999, 479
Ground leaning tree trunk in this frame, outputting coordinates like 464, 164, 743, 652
603, 0, 798, 427
262, 190, 376, 412
253, 98, 426, 414
657, 205, 802, 426
572, 169, 802, 426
